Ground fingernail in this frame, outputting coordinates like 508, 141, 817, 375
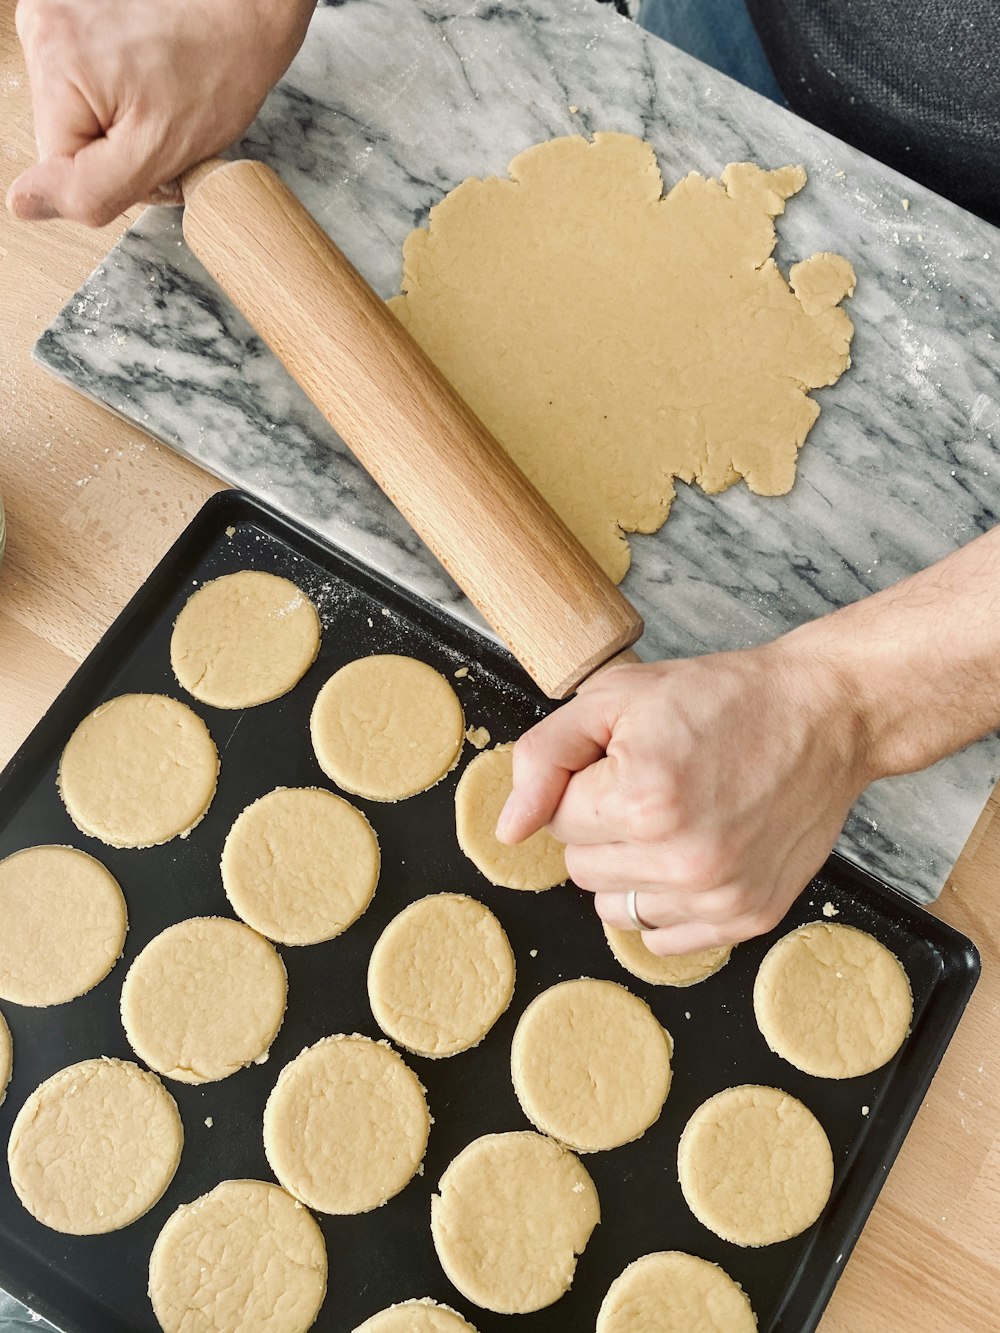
11, 193, 59, 221
495, 795, 517, 843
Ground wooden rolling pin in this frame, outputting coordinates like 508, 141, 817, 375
181, 158, 643, 698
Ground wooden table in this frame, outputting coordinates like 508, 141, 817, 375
2, 13, 998, 1331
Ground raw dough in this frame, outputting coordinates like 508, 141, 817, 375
367, 893, 515, 1057
677, 1085, 833, 1246
0, 845, 127, 1005
455, 744, 566, 890
264, 1034, 430, 1215
58, 693, 219, 847
390, 132, 855, 581
222, 787, 379, 945
431, 1130, 599, 1314
596, 1251, 757, 1333
754, 920, 912, 1078
310, 655, 464, 801
7, 1057, 182, 1234
604, 923, 730, 987
148, 1179, 328, 1333
170, 570, 321, 709
120, 916, 287, 1083
511, 978, 672, 1152
0, 1009, 10, 1106
354, 1299, 478, 1332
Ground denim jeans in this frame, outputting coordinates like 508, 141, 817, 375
637, 0, 787, 104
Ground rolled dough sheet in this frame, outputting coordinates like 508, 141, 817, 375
368, 893, 515, 1058
0, 845, 127, 1006
264, 1034, 430, 1215
511, 977, 672, 1152
120, 916, 287, 1083
596, 1250, 757, 1332
754, 920, 912, 1078
604, 922, 731, 987
170, 570, 321, 709
455, 744, 567, 890
58, 693, 219, 847
390, 132, 855, 581
148, 1179, 328, 1333
310, 654, 465, 802
354, 1299, 479, 1332
431, 1130, 599, 1314
0, 1009, 10, 1107
7, 1057, 182, 1234
222, 786, 379, 945
678, 1084, 833, 1247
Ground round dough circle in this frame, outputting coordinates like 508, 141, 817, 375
678, 1085, 833, 1247
264, 1035, 430, 1215
604, 923, 731, 987
171, 570, 321, 709
368, 894, 515, 1058
511, 978, 672, 1152
0, 845, 127, 1006
7, 1057, 182, 1234
121, 917, 287, 1083
0, 1010, 11, 1107
222, 787, 380, 945
354, 1299, 479, 1332
58, 693, 219, 847
596, 1251, 757, 1333
310, 655, 465, 801
455, 744, 566, 890
431, 1130, 599, 1314
754, 921, 913, 1078
149, 1179, 328, 1333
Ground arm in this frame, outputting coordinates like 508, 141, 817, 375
498, 525, 1000, 953
7, 0, 315, 227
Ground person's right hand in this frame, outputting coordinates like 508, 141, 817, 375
7, 0, 316, 227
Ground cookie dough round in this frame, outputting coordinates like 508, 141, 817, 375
264, 1035, 430, 1215
678, 1085, 833, 1247
8, 1057, 182, 1234
604, 923, 731, 987
754, 921, 913, 1078
0, 1010, 10, 1107
431, 1130, 599, 1314
596, 1251, 757, 1333
455, 744, 566, 890
0, 845, 127, 1005
310, 655, 464, 801
171, 570, 321, 709
511, 978, 672, 1152
222, 787, 380, 945
368, 894, 515, 1058
149, 1179, 328, 1333
354, 1299, 478, 1332
121, 916, 287, 1083
58, 693, 219, 847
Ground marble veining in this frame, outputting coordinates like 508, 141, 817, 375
33, 0, 1000, 904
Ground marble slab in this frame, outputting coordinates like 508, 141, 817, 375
34, 0, 1000, 905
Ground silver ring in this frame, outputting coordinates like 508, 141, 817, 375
625, 889, 654, 932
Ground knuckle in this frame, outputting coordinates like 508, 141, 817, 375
621, 785, 677, 841
563, 844, 595, 890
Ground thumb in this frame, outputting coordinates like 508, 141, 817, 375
7, 125, 164, 227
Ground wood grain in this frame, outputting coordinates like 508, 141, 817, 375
1, 12, 999, 1326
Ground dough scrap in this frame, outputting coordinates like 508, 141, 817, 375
368, 893, 515, 1058
222, 787, 379, 945
121, 916, 287, 1083
149, 1179, 328, 1333
511, 978, 672, 1152
8, 1057, 182, 1234
390, 132, 855, 581
596, 1250, 757, 1332
310, 654, 465, 802
455, 744, 566, 890
0, 845, 127, 1006
264, 1034, 430, 1215
171, 570, 321, 709
604, 923, 731, 987
753, 920, 912, 1078
678, 1084, 833, 1246
58, 693, 218, 847
431, 1131, 598, 1314
354, 1299, 479, 1332
0, 1010, 10, 1107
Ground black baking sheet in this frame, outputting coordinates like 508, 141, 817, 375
0, 490, 980, 1333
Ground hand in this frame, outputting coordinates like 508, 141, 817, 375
496, 637, 873, 955
7, 0, 315, 226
